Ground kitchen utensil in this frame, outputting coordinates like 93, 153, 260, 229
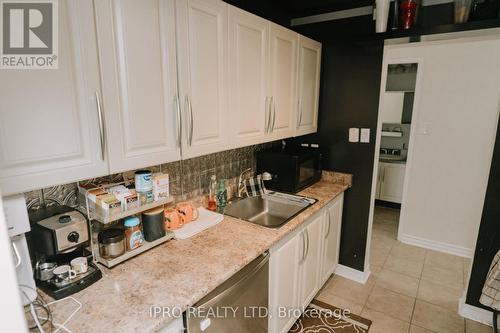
70, 257, 88, 274
142, 207, 166, 242
164, 208, 182, 230
53, 265, 77, 281
36, 262, 57, 281
176, 202, 199, 224
98, 228, 126, 259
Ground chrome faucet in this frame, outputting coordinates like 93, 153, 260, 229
237, 168, 254, 198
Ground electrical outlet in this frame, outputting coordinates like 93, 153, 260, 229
349, 128, 360, 143
360, 128, 370, 143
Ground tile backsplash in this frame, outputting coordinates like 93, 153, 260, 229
24, 142, 280, 212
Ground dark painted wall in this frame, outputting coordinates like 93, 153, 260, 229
466, 117, 500, 309
287, 40, 383, 271
222, 0, 292, 27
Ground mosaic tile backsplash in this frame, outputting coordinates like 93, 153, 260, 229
24, 142, 281, 212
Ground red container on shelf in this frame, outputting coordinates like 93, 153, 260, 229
400, 0, 418, 29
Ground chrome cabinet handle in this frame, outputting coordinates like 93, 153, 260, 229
301, 231, 306, 262
297, 99, 302, 129
95, 91, 105, 161
272, 97, 276, 132
12, 242, 21, 268
382, 168, 386, 182
265, 97, 270, 134
175, 95, 182, 147
325, 211, 331, 238
305, 229, 310, 259
188, 96, 194, 146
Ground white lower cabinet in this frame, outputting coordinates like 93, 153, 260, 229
377, 162, 406, 203
159, 317, 184, 333
320, 193, 343, 285
269, 195, 343, 333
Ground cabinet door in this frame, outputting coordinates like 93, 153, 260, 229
321, 193, 344, 285
176, 0, 228, 159
269, 235, 301, 333
296, 36, 321, 136
95, 0, 181, 173
379, 163, 406, 203
268, 24, 297, 140
228, 6, 269, 148
299, 213, 323, 308
0, 0, 108, 195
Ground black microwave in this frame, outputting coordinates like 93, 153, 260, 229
257, 148, 322, 193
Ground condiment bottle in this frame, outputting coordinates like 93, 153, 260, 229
124, 216, 144, 251
208, 175, 217, 211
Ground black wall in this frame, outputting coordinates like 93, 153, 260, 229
287, 39, 383, 271
466, 116, 500, 310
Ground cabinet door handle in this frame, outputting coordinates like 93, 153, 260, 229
297, 99, 302, 129
325, 212, 331, 238
188, 96, 194, 146
95, 91, 105, 161
175, 94, 182, 148
265, 96, 270, 134
305, 229, 310, 259
11, 241, 21, 268
272, 97, 276, 132
301, 231, 306, 262
382, 168, 386, 182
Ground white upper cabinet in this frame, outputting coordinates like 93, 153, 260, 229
268, 24, 298, 140
95, 0, 181, 173
296, 36, 321, 136
0, 0, 108, 196
176, 0, 229, 159
228, 6, 270, 148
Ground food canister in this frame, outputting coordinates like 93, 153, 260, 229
98, 228, 126, 259
134, 170, 153, 193
124, 216, 144, 251
142, 207, 166, 242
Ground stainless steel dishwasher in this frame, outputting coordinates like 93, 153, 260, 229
187, 252, 269, 333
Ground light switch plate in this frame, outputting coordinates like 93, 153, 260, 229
360, 128, 370, 143
349, 128, 360, 143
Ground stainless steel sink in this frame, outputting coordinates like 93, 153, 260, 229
223, 192, 316, 228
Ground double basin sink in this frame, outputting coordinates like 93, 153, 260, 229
223, 192, 317, 228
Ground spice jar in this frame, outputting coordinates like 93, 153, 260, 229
123, 216, 144, 251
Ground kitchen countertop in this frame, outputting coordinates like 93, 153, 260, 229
42, 172, 351, 333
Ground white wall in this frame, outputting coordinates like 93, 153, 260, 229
385, 35, 500, 256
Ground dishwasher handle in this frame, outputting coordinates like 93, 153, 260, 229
195, 252, 269, 309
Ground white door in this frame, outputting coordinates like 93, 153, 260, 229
269, 235, 301, 333
321, 193, 344, 285
95, 0, 181, 173
379, 162, 406, 203
176, 0, 229, 159
0, 1, 108, 196
299, 213, 323, 308
268, 24, 297, 140
296, 36, 321, 136
228, 6, 270, 148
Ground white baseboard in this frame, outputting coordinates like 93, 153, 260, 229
459, 295, 493, 326
335, 264, 371, 284
399, 233, 473, 258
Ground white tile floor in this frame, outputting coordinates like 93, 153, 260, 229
315, 206, 492, 333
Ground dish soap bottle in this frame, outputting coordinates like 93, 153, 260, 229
216, 179, 227, 212
208, 175, 217, 211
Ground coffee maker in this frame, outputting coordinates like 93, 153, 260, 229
27, 205, 101, 299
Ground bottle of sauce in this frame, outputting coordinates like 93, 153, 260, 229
207, 175, 217, 211
124, 216, 144, 251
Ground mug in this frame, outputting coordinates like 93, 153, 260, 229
164, 208, 182, 230
53, 265, 77, 281
70, 257, 88, 274
176, 202, 199, 224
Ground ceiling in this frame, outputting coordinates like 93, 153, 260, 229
224, 0, 374, 23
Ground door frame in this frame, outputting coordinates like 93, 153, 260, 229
364, 46, 424, 274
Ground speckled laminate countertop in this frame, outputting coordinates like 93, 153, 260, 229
43, 173, 351, 333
